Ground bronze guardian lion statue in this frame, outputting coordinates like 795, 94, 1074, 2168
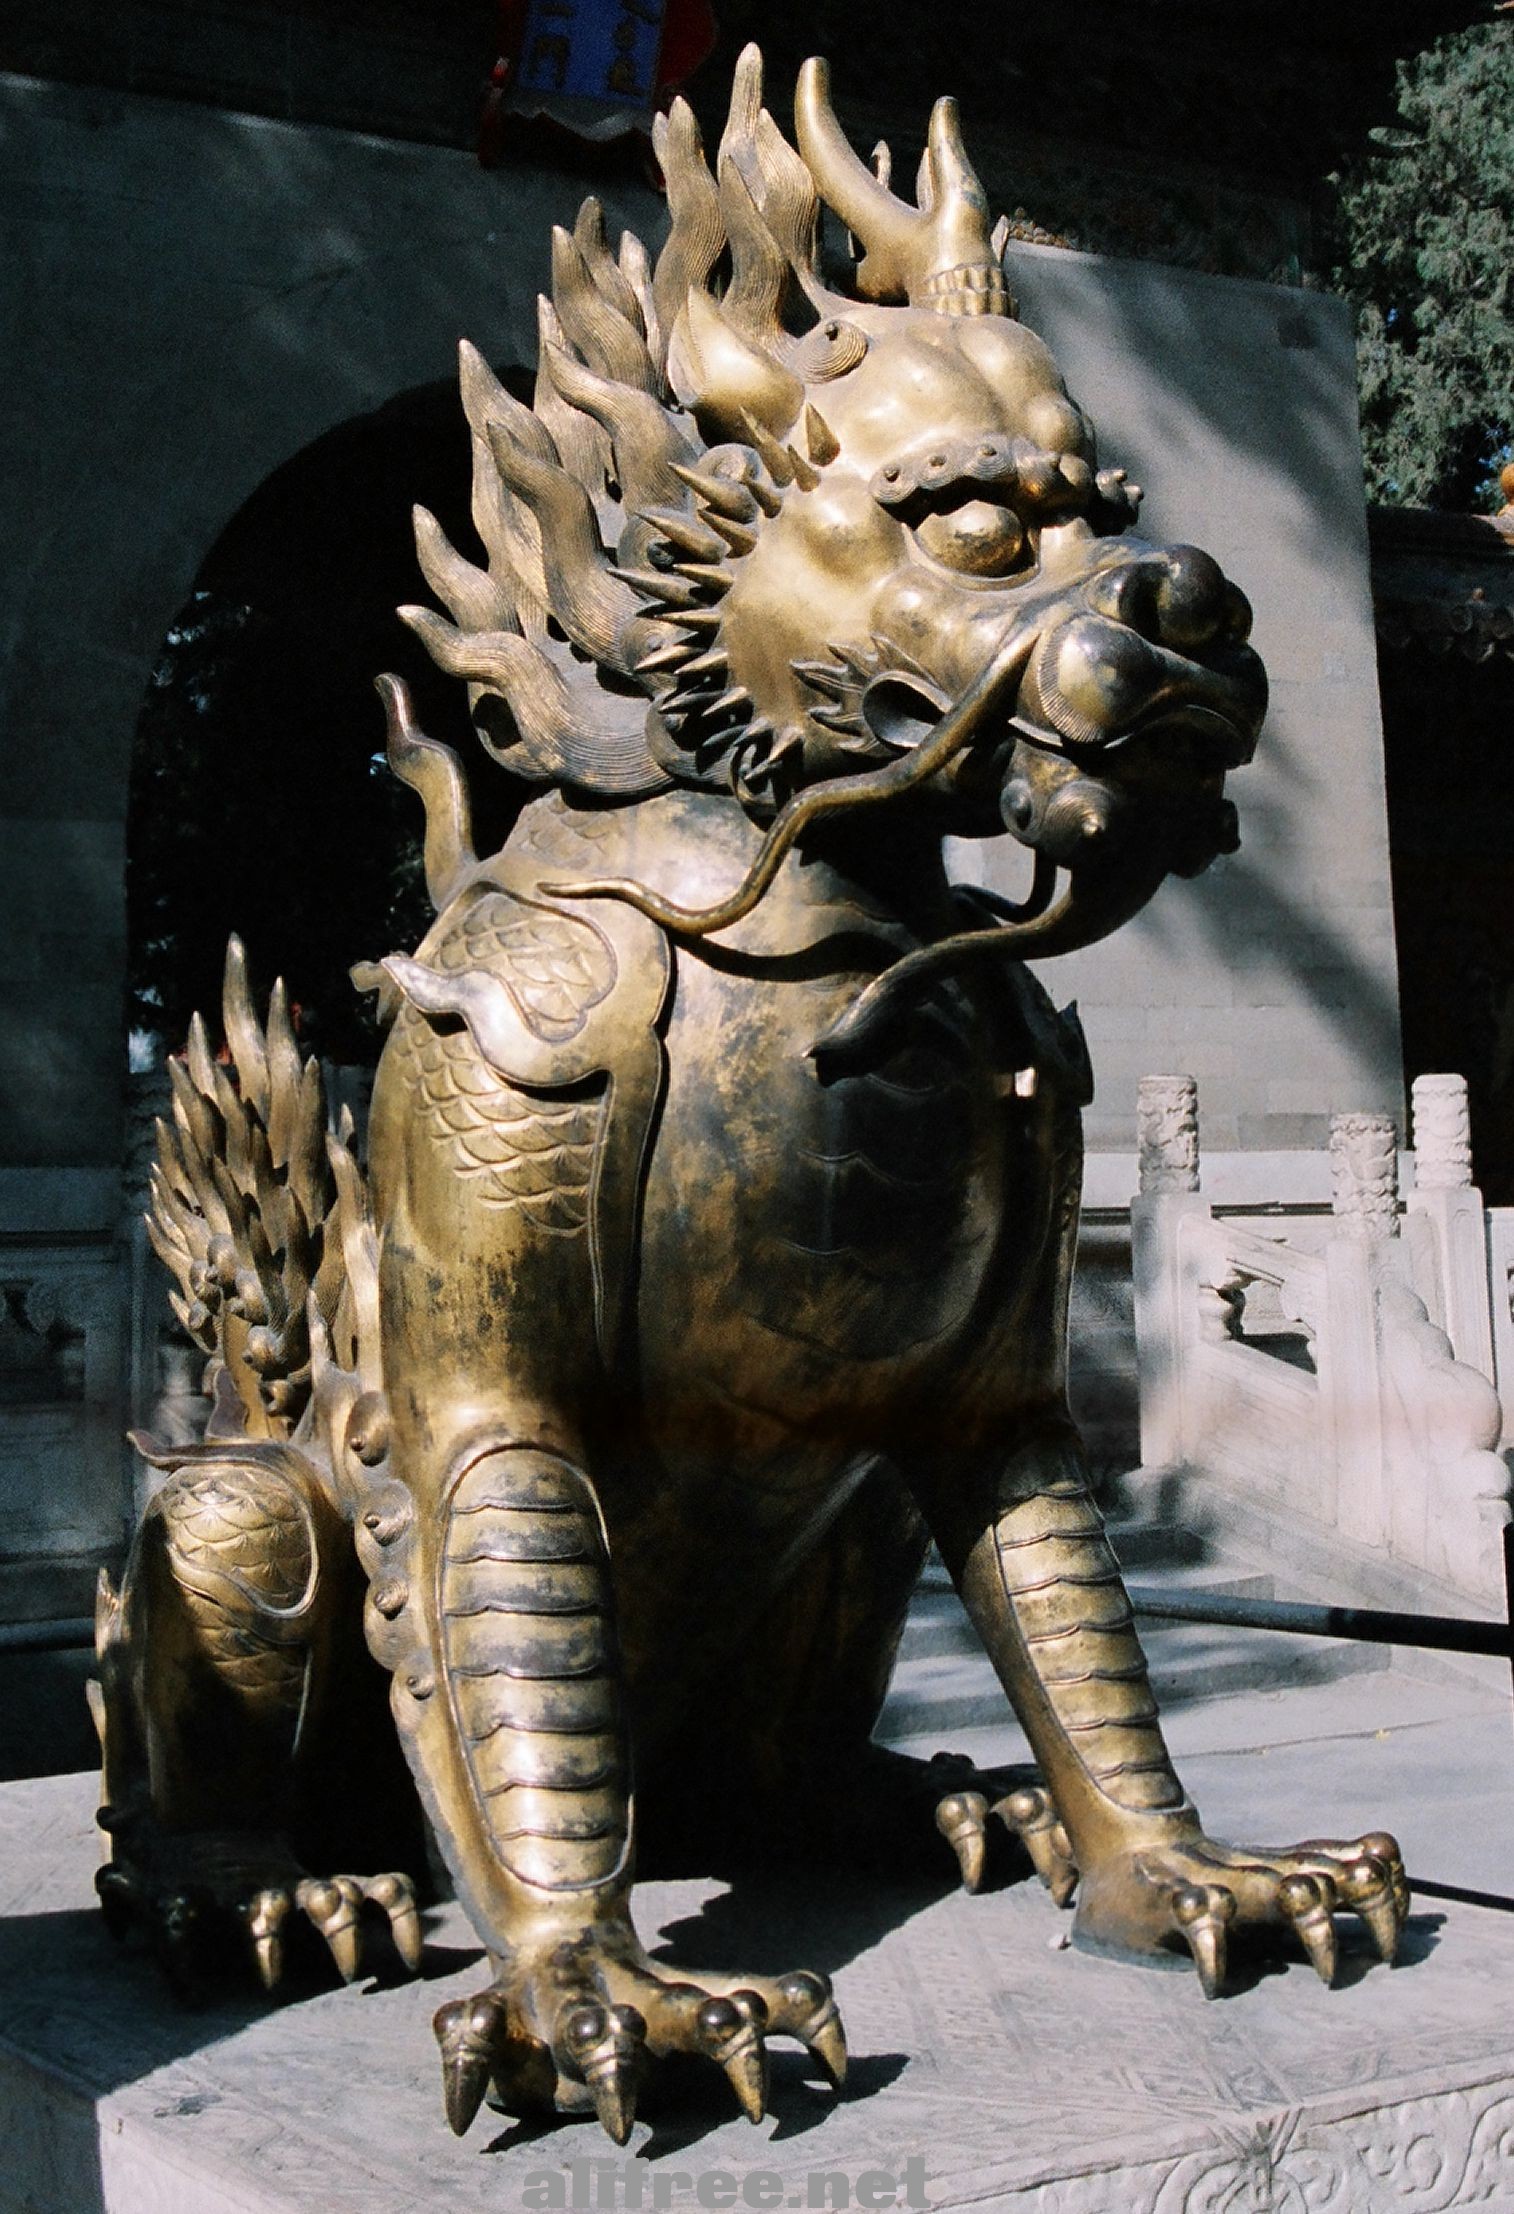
93, 49, 1407, 2146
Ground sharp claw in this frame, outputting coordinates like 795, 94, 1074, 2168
434, 1992, 506, 2137
934, 1791, 988, 1892
695, 1995, 769, 2123
769, 1970, 846, 2090
590, 2059, 639, 2146
296, 1877, 362, 1982
363, 1872, 424, 1974
95, 1864, 137, 1941
809, 2008, 848, 2091
245, 1888, 292, 1992
558, 2003, 647, 2147
995, 1787, 1078, 1907
1173, 1883, 1236, 1999
1341, 1853, 1401, 1964
1279, 1873, 1337, 1986
1356, 1831, 1410, 1925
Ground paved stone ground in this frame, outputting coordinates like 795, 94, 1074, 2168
0, 1666, 1512, 2213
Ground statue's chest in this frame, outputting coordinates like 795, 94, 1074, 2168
656, 949, 1006, 1370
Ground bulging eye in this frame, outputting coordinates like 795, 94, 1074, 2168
914, 498, 1027, 578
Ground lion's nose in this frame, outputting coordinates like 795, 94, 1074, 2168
1086, 547, 1252, 652
1153, 545, 1243, 650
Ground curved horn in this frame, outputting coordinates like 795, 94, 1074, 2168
794, 57, 1008, 316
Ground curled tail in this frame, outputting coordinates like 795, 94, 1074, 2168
144, 935, 376, 1443
95, 942, 396, 1894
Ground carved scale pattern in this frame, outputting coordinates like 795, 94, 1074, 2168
153, 1460, 314, 1700
995, 1478, 1183, 1813
429, 892, 616, 1037
385, 1009, 598, 1233
440, 1451, 627, 1891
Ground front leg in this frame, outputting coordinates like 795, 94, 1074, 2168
919, 1416, 1408, 1993
360, 1434, 843, 2141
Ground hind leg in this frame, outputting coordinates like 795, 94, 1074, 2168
92, 1439, 424, 1990
656, 1456, 1043, 1893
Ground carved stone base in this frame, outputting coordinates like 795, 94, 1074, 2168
2, 1771, 1513, 2212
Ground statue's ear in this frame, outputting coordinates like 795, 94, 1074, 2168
669, 288, 804, 448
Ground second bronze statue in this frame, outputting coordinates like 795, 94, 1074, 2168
93, 44, 1407, 2147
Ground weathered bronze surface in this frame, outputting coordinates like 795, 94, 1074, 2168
95, 49, 1407, 2143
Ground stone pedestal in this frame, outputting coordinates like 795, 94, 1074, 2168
3, 1773, 1514, 2212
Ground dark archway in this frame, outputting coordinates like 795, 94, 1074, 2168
127, 373, 528, 1063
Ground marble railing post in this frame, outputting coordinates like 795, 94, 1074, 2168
1130, 1075, 1206, 1470
1320, 1111, 1397, 1550
1406, 1073, 1497, 1387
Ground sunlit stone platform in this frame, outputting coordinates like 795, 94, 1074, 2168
2, 1758, 1513, 2214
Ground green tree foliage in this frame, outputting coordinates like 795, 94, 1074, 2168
1329, 22, 1514, 510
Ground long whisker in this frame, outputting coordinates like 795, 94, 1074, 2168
540, 628, 1035, 937
810, 849, 1170, 1065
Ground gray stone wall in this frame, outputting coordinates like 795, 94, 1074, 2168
0, 69, 660, 1194
982, 245, 1403, 1154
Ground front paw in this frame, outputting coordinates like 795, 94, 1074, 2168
435, 1928, 845, 2144
1071, 1828, 1408, 1996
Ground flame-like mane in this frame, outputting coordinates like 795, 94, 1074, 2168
399, 46, 1017, 808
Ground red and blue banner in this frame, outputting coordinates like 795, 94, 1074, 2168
481, 0, 716, 159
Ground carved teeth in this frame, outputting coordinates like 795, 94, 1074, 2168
793, 659, 848, 699
644, 507, 725, 560
738, 415, 795, 487
635, 641, 696, 675
804, 404, 841, 465
611, 564, 700, 609
785, 444, 821, 492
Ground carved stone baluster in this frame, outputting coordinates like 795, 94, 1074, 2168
1329, 1111, 1399, 1241
1137, 1074, 1200, 1195
1322, 1112, 1398, 1546
1132, 1075, 1207, 1470
1411, 1073, 1473, 1191
1407, 1072, 1497, 1389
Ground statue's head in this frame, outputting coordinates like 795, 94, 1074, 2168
403, 48, 1265, 955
